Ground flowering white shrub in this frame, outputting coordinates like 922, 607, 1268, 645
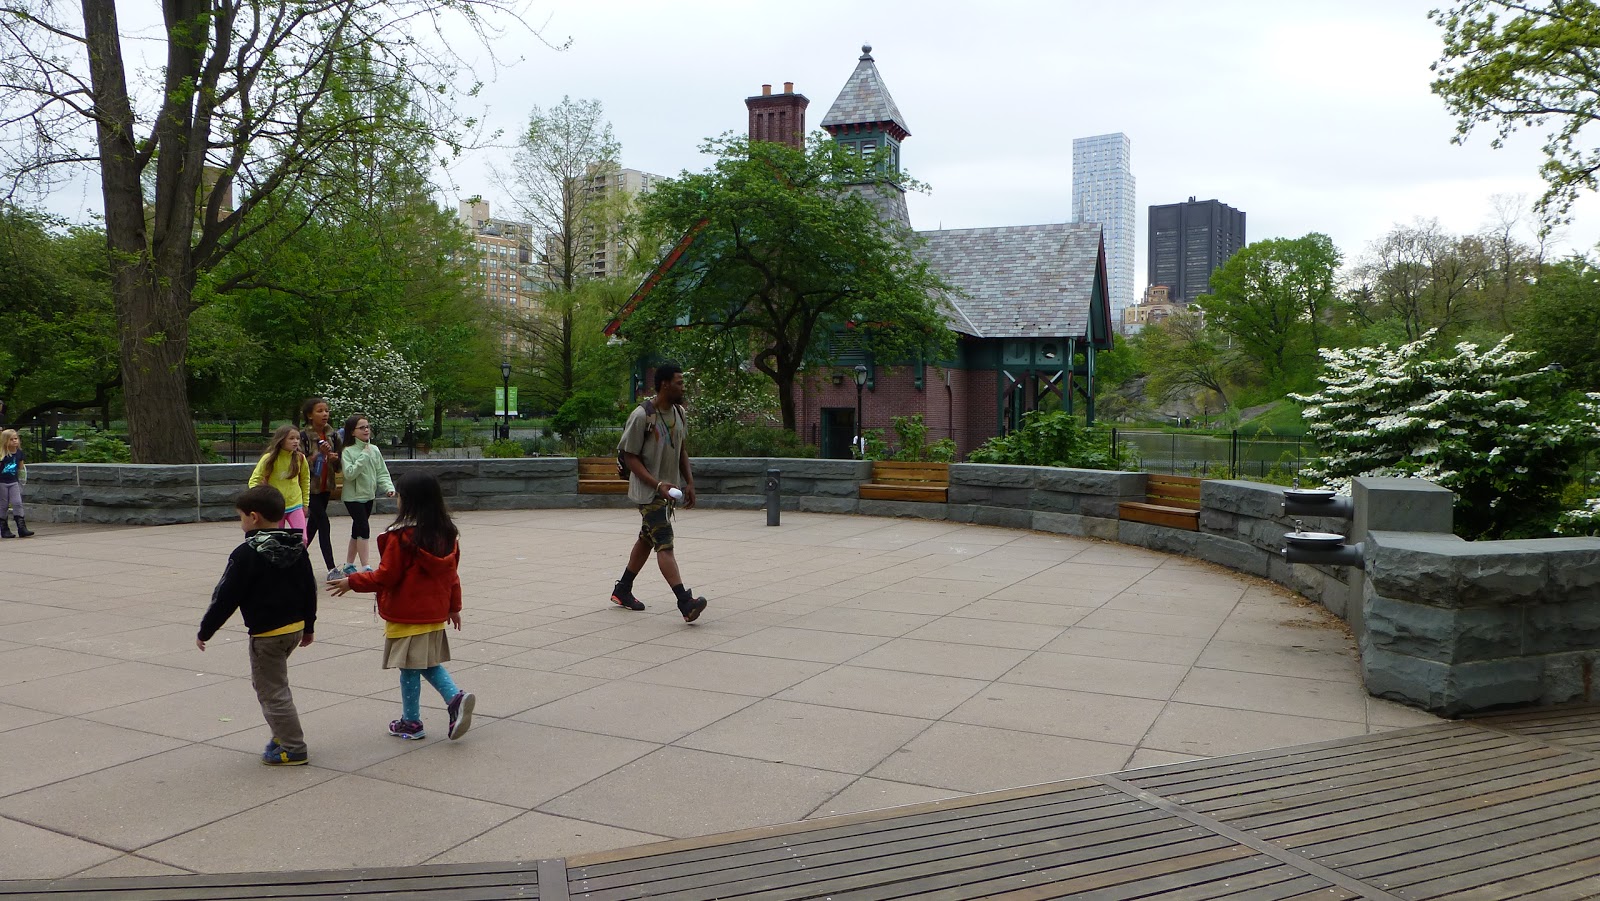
320, 341, 426, 440
1291, 331, 1600, 539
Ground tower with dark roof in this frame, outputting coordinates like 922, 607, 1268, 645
821, 44, 912, 227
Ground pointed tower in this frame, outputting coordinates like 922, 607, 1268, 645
822, 44, 911, 227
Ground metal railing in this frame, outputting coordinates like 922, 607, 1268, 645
1109, 428, 1313, 480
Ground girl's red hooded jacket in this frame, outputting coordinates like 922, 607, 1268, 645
347, 528, 461, 623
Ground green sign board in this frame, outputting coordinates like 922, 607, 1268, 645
494, 387, 519, 417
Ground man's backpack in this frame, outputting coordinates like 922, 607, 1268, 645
615, 399, 682, 481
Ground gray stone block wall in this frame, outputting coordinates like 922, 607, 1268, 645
1363, 530, 1600, 714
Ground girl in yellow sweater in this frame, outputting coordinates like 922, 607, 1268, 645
249, 425, 311, 541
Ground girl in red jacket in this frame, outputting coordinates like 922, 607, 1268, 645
329, 472, 476, 741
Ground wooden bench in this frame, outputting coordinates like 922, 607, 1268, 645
578, 457, 629, 495
1117, 473, 1202, 530
858, 460, 950, 503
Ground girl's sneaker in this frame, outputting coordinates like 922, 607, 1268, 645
341, 563, 359, 576
447, 691, 476, 740
325, 568, 343, 582
388, 719, 426, 740
360, 566, 375, 573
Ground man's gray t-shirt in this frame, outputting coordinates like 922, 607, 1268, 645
618, 400, 687, 504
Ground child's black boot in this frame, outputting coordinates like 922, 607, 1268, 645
13, 517, 31, 538
0, 518, 13, 539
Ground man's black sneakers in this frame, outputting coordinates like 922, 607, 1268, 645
678, 595, 707, 623
611, 582, 646, 611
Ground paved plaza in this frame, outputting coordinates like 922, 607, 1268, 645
0, 508, 1439, 882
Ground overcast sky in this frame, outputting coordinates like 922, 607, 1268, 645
45, 0, 1600, 296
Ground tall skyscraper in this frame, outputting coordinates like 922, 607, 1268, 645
1147, 197, 1247, 304
1071, 134, 1136, 327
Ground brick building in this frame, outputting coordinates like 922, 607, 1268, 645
612, 47, 1112, 459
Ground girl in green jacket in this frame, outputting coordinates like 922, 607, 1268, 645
338, 413, 395, 574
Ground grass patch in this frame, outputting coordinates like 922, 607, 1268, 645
1237, 400, 1306, 437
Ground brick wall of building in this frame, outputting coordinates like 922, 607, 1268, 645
793, 364, 1001, 459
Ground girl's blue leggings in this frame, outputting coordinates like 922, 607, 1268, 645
399, 665, 460, 722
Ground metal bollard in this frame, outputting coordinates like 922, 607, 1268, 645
765, 468, 781, 526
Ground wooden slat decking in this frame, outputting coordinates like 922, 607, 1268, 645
10, 708, 1600, 900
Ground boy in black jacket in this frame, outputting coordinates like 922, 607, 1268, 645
197, 485, 318, 766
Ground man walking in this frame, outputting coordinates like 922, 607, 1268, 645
610, 363, 708, 623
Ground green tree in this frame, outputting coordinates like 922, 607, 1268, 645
196, 66, 492, 433
1432, 1, 1600, 217
1516, 254, 1600, 387
1199, 234, 1340, 393
625, 135, 954, 431
1132, 312, 1240, 411
1343, 220, 1492, 342
499, 97, 626, 412
0, 209, 120, 424
0, 1, 542, 462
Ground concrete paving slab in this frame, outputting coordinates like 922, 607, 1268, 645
866, 721, 1133, 793
139, 774, 521, 873
1141, 702, 1370, 758
944, 682, 1166, 746
809, 777, 961, 818
640, 648, 831, 696
362, 719, 657, 808
676, 699, 932, 772
0, 508, 1440, 881
69, 854, 194, 878
776, 665, 988, 720
0, 744, 337, 851
517, 681, 757, 743
540, 746, 855, 838
0, 718, 183, 797
425, 810, 665, 864
1040, 627, 1210, 665
0, 815, 122, 879
1000, 651, 1189, 700
850, 637, 1032, 681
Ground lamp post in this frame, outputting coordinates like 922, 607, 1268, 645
853, 364, 869, 457
500, 359, 512, 441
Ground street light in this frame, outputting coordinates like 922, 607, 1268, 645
854, 364, 869, 458
500, 359, 512, 441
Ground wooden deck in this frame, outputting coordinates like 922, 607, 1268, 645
9, 707, 1600, 900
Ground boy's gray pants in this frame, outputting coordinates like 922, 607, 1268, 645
250, 631, 306, 754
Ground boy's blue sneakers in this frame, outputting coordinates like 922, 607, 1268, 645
261, 740, 308, 766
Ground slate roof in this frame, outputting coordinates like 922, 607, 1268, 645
821, 45, 911, 135
915, 223, 1108, 342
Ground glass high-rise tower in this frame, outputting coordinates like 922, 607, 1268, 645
1071, 134, 1136, 329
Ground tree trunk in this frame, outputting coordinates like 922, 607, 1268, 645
115, 279, 202, 463
433, 398, 444, 438
776, 371, 798, 432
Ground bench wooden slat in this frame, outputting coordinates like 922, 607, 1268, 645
859, 461, 949, 503
1118, 501, 1199, 531
861, 486, 949, 503
577, 457, 628, 495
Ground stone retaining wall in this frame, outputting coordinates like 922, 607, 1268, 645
1362, 531, 1600, 715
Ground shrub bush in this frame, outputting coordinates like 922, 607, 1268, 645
53, 431, 133, 464
481, 439, 524, 459
1292, 331, 1600, 539
967, 411, 1119, 469
691, 420, 816, 458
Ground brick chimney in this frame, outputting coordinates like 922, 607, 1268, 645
745, 82, 809, 150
